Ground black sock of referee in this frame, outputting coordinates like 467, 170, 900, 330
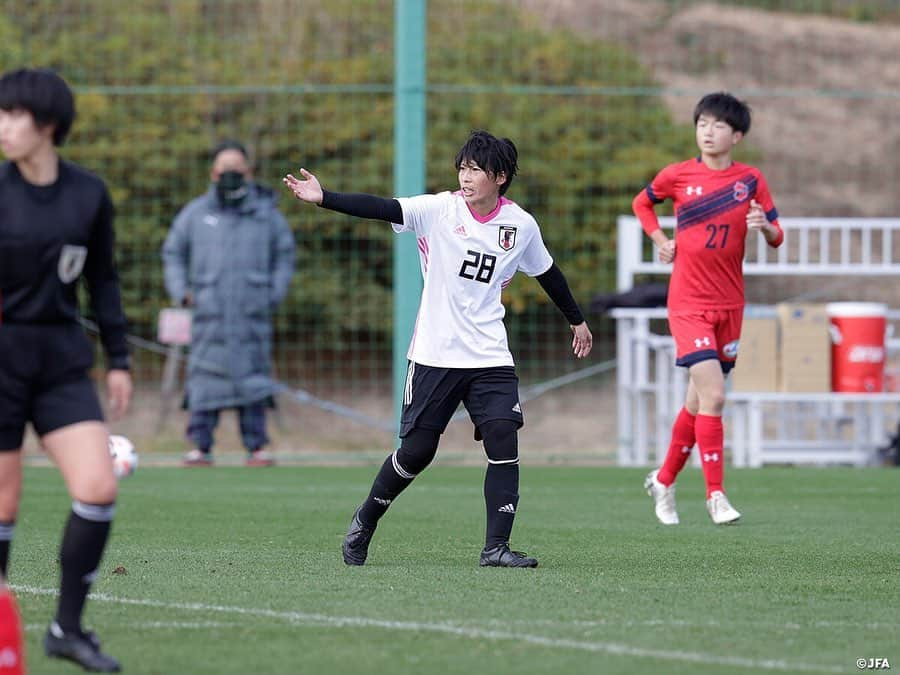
484, 463, 519, 549
0, 520, 14, 577
358, 452, 414, 526
55, 502, 114, 634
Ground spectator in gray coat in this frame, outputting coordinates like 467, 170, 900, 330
162, 140, 295, 466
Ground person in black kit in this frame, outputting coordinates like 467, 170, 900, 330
0, 67, 131, 673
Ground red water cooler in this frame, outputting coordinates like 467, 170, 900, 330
827, 302, 887, 392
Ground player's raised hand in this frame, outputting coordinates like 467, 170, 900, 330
747, 199, 766, 231
658, 239, 676, 264
571, 322, 593, 359
283, 168, 324, 205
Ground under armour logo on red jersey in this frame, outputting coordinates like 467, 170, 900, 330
703, 452, 719, 462
686, 186, 703, 196
694, 336, 711, 348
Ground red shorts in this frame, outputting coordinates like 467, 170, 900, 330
668, 308, 743, 373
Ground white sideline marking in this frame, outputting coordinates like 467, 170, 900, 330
13, 585, 842, 673
25, 621, 233, 631
518, 618, 900, 630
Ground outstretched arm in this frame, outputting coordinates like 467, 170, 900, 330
535, 263, 592, 359
284, 169, 403, 223
283, 168, 324, 204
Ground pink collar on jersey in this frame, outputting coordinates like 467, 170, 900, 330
454, 191, 513, 223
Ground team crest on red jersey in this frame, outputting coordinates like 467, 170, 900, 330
732, 181, 749, 202
499, 226, 517, 251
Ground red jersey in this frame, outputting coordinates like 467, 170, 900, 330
632, 158, 783, 311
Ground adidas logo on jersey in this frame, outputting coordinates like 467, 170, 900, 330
498, 503, 516, 514
511, 402, 522, 414
454, 224, 468, 237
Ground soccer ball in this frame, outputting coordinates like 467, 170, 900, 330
108, 434, 138, 479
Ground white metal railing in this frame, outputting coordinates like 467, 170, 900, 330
616, 216, 900, 291
612, 307, 900, 467
613, 216, 900, 467
729, 392, 900, 467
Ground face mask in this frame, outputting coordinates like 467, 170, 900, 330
215, 170, 248, 207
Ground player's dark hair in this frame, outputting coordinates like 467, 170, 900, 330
0, 68, 75, 146
454, 130, 518, 196
210, 138, 249, 163
693, 92, 751, 134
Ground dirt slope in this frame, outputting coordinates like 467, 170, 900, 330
518, 0, 900, 217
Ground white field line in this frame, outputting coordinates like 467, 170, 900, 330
508, 618, 900, 630
13, 585, 842, 674
25, 621, 234, 631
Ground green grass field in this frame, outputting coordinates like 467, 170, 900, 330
9, 465, 898, 675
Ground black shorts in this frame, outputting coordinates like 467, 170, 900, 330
399, 362, 524, 438
0, 323, 103, 450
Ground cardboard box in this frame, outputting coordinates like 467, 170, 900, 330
731, 316, 779, 392
777, 303, 831, 392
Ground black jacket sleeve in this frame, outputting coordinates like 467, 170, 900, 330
536, 263, 585, 326
320, 190, 404, 223
83, 190, 131, 370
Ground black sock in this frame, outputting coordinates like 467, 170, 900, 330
484, 464, 519, 549
358, 453, 414, 525
0, 520, 13, 577
56, 503, 114, 634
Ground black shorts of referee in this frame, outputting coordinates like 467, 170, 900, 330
0, 323, 104, 450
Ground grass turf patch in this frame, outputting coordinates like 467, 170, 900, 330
10, 465, 898, 675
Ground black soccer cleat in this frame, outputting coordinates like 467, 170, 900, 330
342, 506, 376, 566
479, 543, 538, 568
44, 622, 121, 672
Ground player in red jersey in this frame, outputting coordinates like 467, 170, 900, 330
632, 92, 784, 525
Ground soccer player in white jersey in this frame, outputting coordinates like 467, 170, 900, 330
284, 130, 592, 568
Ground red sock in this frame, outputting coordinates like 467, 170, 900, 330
0, 586, 25, 675
695, 414, 724, 498
657, 407, 696, 486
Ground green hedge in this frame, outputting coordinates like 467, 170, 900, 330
2, 0, 696, 353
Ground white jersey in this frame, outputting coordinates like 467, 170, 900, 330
393, 191, 553, 368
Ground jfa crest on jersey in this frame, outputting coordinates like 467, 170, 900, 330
393, 191, 553, 368
498, 226, 517, 251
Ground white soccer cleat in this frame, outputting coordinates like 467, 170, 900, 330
706, 490, 741, 525
644, 470, 679, 525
